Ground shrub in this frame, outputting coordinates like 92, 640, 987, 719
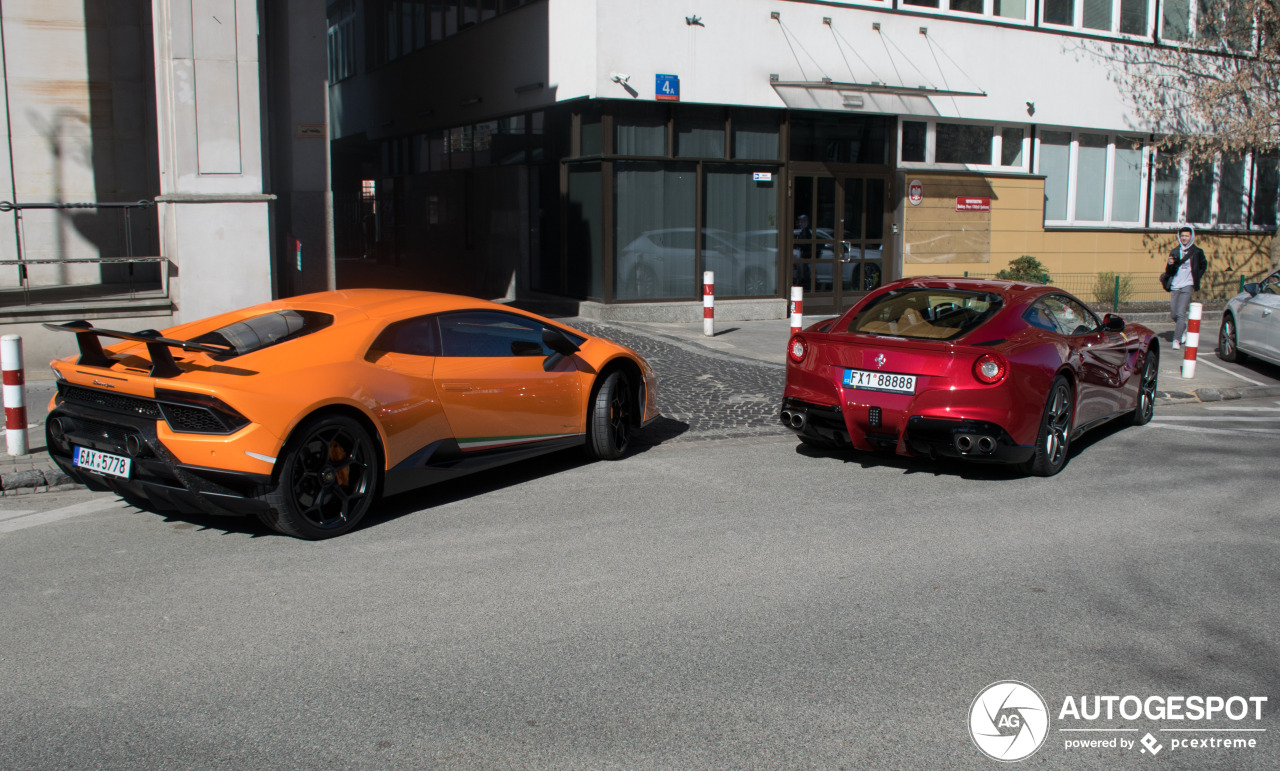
995, 255, 1052, 284
1092, 272, 1134, 306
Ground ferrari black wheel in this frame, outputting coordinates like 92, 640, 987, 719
263, 414, 378, 539
587, 370, 631, 460
1128, 346, 1158, 426
1218, 314, 1242, 363
1022, 376, 1073, 477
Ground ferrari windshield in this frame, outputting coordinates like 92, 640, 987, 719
845, 288, 1002, 340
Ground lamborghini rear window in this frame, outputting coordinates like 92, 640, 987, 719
845, 289, 1002, 340
192, 310, 332, 356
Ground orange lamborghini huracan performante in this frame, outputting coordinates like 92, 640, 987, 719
44, 290, 659, 539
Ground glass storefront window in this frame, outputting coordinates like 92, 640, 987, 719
616, 106, 668, 156
731, 109, 779, 160
704, 166, 777, 297
790, 114, 891, 164
614, 162, 696, 300
676, 110, 725, 158
567, 164, 602, 299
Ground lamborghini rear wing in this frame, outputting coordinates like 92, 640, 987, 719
44, 320, 233, 378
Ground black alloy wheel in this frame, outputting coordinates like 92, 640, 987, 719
1218, 314, 1242, 363
587, 370, 632, 460
1128, 346, 1158, 426
1023, 376, 1073, 477
264, 414, 378, 539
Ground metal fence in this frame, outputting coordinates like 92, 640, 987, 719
0, 200, 166, 308
961, 271, 1262, 312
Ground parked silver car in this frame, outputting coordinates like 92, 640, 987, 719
1219, 269, 1280, 365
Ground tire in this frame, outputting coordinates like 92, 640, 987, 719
586, 370, 632, 460
1128, 346, 1158, 426
1021, 376, 1073, 477
262, 414, 379, 539
1218, 314, 1243, 363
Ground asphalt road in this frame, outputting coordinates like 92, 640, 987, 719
1, 398, 1277, 770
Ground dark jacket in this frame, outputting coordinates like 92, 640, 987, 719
1163, 244, 1207, 291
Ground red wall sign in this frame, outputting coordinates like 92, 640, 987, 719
956, 197, 991, 212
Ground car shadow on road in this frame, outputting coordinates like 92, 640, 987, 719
789, 417, 1133, 481
110, 418, 694, 539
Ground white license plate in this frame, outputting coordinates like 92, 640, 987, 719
73, 446, 132, 479
843, 368, 917, 394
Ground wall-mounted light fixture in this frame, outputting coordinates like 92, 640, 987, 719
823, 17, 831, 25
686, 15, 703, 26
770, 11, 779, 20
1026, 101, 1036, 116
919, 26, 928, 35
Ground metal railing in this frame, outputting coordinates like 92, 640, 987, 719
0, 200, 167, 307
962, 271, 1260, 312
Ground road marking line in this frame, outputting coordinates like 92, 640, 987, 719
1153, 416, 1280, 422
1192, 356, 1267, 386
0, 498, 128, 535
1205, 406, 1280, 412
1144, 423, 1280, 437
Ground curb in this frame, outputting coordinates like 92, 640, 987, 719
0, 464, 74, 495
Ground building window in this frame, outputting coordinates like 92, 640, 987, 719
899, 0, 1033, 22
1042, 0, 1154, 36
898, 119, 1029, 171
615, 106, 668, 157
1150, 148, 1279, 228
936, 123, 994, 165
614, 163, 697, 300
1161, 0, 1255, 48
1038, 131, 1148, 226
730, 109, 780, 160
327, 13, 356, 82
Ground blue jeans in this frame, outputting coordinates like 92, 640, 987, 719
1170, 286, 1193, 342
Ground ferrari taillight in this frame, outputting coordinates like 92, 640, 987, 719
973, 353, 1008, 384
788, 336, 808, 363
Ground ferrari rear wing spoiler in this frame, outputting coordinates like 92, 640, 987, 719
44, 320, 233, 379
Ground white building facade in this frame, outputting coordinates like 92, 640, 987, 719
328, 0, 1276, 318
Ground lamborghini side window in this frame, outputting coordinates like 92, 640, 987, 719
370, 316, 441, 357
437, 311, 579, 357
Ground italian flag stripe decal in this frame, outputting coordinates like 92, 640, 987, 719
457, 433, 581, 451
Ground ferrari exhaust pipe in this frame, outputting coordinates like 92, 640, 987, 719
976, 435, 996, 454
790, 411, 807, 430
780, 409, 793, 427
955, 434, 973, 453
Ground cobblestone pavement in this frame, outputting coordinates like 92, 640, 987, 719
572, 320, 788, 446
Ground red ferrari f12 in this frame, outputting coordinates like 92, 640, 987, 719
781, 277, 1159, 475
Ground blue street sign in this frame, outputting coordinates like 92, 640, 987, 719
655, 74, 679, 102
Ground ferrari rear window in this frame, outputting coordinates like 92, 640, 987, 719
192, 310, 333, 356
845, 289, 1002, 340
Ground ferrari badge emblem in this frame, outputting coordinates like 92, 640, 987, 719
875, 353, 886, 369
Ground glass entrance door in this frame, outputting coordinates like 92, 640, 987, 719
790, 174, 888, 314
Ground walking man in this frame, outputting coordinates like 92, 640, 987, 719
1162, 226, 1207, 349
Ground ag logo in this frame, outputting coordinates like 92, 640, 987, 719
969, 681, 1050, 762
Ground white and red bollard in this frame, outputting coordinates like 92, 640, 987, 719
790, 286, 803, 333
2, 334, 27, 456
703, 270, 714, 337
1181, 302, 1202, 379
